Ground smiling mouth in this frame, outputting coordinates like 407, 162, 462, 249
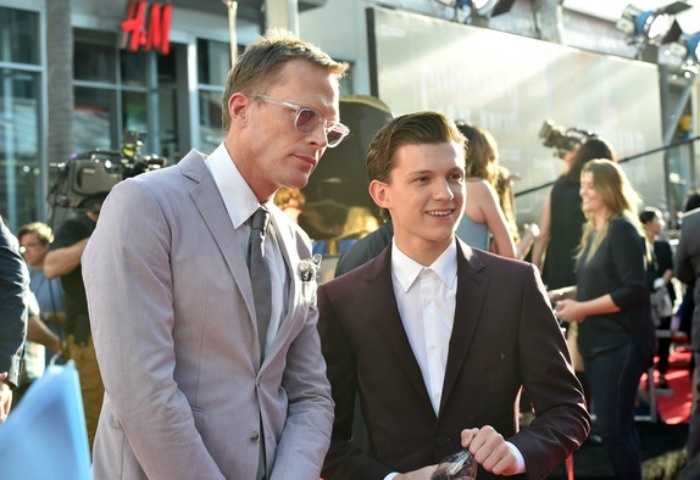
426, 209, 454, 217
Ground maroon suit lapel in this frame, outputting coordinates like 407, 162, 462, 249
365, 247, 434, 410
441, 241, 488, 411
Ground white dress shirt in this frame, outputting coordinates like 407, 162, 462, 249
204, 143, 287, 353
392, 240, 457, 416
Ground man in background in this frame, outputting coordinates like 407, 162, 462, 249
44, 195, 104, 451
18, 222, 66, 364
0, 220, 28, 421
676, 191, 700, 469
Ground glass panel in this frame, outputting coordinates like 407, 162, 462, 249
121, 49, 148, 86
123, 90, 148, 134
0, 69, 41, 229
157, 48, 179, 161
0, 8, 39, 65
198, 90, 223, 153
74, 87, 115, 153
74, 41, 116, 83
197, 39, 231, 86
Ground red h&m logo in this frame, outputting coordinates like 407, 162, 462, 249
120, 1, 173, 55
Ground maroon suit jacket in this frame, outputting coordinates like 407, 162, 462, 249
318, 241, 590, 480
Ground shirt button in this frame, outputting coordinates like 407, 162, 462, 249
250, 431, 260, 443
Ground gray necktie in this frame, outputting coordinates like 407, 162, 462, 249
247, 207, 272, 356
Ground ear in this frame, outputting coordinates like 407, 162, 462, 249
369, 179, 390, 210
228, 92, 249, 125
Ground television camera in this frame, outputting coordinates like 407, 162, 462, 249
539, 120, 595, 158
48, 131, 167, 211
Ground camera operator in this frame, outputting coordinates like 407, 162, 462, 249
44, 193, 106, 454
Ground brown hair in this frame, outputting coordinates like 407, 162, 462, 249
366, 111, 466, 219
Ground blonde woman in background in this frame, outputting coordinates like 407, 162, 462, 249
550, 159, 654, 480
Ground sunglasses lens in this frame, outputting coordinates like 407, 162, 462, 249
326, 128, 345, 148
295, 108, 320, 134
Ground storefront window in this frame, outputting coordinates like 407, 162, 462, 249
121, 50, 148, 87
198, 89, 223, 153
74, 41, 116, 83
74, 87, 115, 153
0, 7, 40, 65
73, 30, 150, 153
196, 39, 232, 153
0, 69, 41, 229
197, 39, 232, 85
123, 91, 148, 133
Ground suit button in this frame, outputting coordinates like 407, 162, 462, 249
250, 431, 261, 443
435, 436, 449, 446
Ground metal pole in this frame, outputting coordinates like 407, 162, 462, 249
224, 1, 238, 66
663, 73, 695, 146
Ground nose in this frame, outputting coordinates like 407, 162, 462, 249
308, 123, 329, 148
433, 178, 455, 200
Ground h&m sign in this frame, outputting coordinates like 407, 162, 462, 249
120, 0, 172, 55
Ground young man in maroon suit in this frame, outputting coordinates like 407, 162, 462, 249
318, 111, 590, 480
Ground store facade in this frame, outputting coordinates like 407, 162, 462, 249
0, 0, 264, 230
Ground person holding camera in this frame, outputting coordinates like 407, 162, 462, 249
44, 194, 105, 453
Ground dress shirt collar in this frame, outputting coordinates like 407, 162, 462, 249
391, 239, 458, 292
204, 143, 273, 228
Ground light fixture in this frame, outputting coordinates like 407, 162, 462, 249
454, 0, 515, 18
684, 32, 700, 62
616, 2, 692, 45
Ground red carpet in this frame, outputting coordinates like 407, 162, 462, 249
645, 347, 693, 425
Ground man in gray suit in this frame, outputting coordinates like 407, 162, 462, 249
83, 29, 348, 480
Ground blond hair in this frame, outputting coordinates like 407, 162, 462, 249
576, 159, 642, 263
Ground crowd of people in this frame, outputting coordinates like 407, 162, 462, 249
1, 28, 700, 480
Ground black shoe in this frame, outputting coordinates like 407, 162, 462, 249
585, 433, 603, 446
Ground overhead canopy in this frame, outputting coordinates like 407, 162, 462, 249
169, 0, 328, 23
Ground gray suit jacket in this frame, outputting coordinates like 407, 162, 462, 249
676, 208, 700, 352
83, 150, 333, 479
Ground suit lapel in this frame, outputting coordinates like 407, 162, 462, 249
181, 152, 256, 323
441, 241, 488, 411
368, 247, 435, 410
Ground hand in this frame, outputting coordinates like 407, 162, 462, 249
461, 426, 519, 476
554, 299, 586, 323
0, 372, 13, 422
663, 270, 673, 285
395, 465, 437, 479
